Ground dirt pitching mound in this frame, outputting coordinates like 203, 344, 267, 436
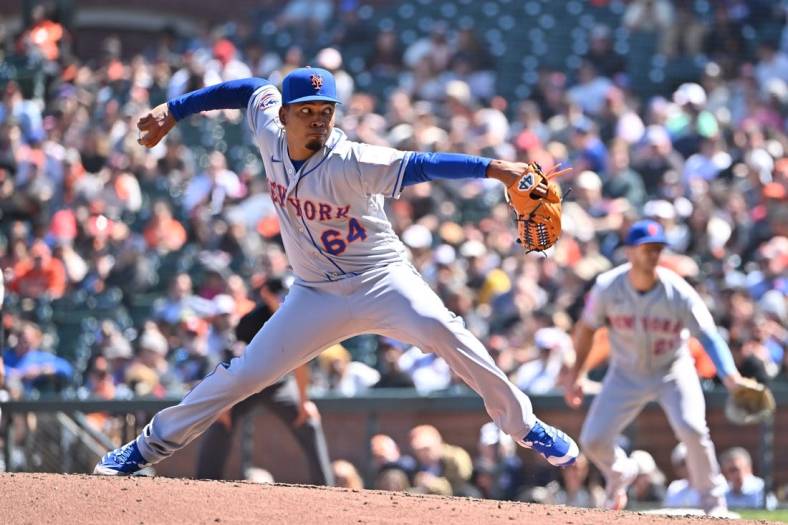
0, 473, 775, 524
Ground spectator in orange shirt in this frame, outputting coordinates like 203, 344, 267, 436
11, 240, 66, 299
143, 200, 187, 253
83, 355, 117, 433
23, 4, 65, 62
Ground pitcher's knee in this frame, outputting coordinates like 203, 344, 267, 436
411, 316, 458, 347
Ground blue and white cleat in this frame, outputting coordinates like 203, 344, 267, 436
93, 440, 150, 476
520, 420, 579, 468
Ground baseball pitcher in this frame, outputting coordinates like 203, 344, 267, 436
93, 68, 578, 477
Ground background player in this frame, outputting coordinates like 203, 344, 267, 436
564, 220, 753, 515
93, 67, 578, 476
195, 277, 333, 485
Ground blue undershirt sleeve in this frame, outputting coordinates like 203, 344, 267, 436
697, 330, 738, 379
402, 152, 491, 187
167, 77, 270, 121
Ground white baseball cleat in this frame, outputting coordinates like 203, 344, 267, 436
604, 489, 628, 511
604, 458, 638, 511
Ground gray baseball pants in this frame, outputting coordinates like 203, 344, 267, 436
136, 263, 537, 463
579, 359, 727, 511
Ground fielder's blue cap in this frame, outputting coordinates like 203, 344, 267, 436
281, 67, 341, 105
626, 219, 668, 246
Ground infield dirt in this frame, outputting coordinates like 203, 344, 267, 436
0, 473, 779, 524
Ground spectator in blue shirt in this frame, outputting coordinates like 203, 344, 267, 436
3, 321, 73, 394
720, 447, 777, 510
570, 118, 608, 175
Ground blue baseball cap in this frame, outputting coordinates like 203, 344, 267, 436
281, 67, 341, 105
625, 219, 668, 246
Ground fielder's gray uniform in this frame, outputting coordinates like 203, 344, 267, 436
579, 263, 727, 511
135, 84, 537, 462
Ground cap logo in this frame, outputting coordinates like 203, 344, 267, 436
647, 223, 659, 235
310, 74, 324, 90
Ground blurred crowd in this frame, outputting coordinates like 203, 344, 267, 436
0, 0, 785, 504
286, 422, 779, 510
1, 0, 784, 403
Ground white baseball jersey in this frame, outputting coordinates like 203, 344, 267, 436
581, 263, 716, 375
247, 84, 412, 282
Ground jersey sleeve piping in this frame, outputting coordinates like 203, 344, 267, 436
391, 151, 412, 198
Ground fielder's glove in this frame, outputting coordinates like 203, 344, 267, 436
725, 377, 776, 425
504, 162, 568, 253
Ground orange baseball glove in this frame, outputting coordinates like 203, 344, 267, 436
505, 162, 569, 253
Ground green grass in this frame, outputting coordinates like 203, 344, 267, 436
737, 509, 788, 522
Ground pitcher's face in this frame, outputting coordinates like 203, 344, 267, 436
280, 102, 336, 152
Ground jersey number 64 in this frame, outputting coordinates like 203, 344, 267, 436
320, 218, 367, 255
